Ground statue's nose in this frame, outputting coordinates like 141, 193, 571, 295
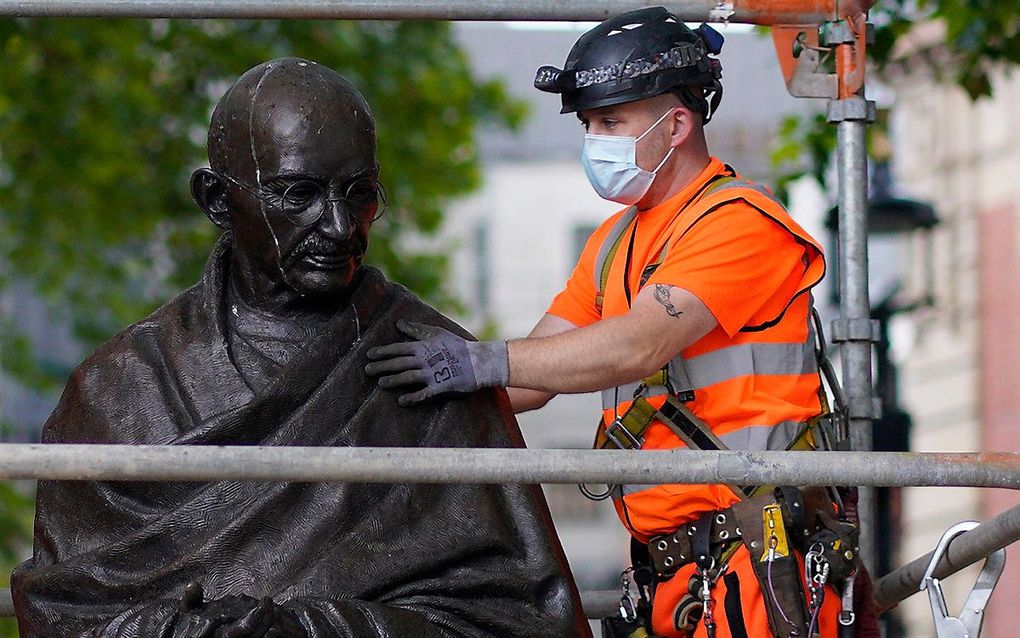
320, 199, 354, 239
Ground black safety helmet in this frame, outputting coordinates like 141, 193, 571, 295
534, 7, 724, 122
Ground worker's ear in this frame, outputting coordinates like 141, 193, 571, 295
191, 168, 232, 230
668, 105, 697, 148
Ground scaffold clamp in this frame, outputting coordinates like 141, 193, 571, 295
829, 317, 879, 344
826, 96, 876, 123
921, 521, 1005, 638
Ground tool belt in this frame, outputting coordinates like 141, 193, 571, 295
645, 486, 859, 638
648, 487, 857, 580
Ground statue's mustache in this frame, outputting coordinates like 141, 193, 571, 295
285, 232, 364, 266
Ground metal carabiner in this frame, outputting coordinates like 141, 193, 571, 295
920, 521, 1006, 638
617, 567, 638, 623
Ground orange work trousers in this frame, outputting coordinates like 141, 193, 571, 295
651, 544, 841, 638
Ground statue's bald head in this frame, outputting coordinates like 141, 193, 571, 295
195, 58, 381, 310
208, 57, 376, 179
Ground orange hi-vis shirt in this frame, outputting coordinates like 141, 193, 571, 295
547, 158, 827, 543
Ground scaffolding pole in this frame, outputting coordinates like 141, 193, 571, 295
873, 501, 1020, 611
0, 445, 1016, 487
831, 99, 877, 572
0, 0, 860, 23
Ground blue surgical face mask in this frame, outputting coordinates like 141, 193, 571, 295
580, 108, 676, 205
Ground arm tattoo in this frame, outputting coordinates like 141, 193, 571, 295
653, 284, 684, 318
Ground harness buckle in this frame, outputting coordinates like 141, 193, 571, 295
604, 417, 644, 450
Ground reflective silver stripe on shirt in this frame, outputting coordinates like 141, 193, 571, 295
600, 338, 816, 410
709, 179, 783, 207
618, 482, 661, 497
615, 420, 804, 497
592, 206, 638, 292
718, 420, 803, 451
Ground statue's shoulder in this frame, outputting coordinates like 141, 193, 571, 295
79, 282, 205, 375
56, 282, 208, 427
39, 282, 208, 443
377, 274, 477, 342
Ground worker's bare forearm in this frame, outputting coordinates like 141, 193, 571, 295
507, 316, 659, 393
507, 285, 716, 395
507, 387, 554, 413
505, 313, 578, 411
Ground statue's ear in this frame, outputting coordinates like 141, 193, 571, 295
191, 168, 232, 230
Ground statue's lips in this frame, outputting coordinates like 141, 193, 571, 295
302, 251, 358, 269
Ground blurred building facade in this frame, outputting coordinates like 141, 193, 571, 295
887, 21, 1020, 638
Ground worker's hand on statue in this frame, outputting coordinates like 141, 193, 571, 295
365, 319, 509, 406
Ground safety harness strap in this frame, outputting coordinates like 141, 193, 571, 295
593, 174, 737, 317
594, 206, 638, 315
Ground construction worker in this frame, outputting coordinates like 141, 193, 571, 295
366, 7, 861, 637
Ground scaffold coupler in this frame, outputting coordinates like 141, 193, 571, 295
920, 521, 1005, 638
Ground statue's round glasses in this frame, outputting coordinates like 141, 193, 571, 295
216, 171, 387, 227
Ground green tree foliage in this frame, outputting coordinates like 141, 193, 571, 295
0, 18, 526, 384
0, 483, 33, 635
871, 0, 1020, 100
0, 19, 525, 631
771, 1, 1020, 196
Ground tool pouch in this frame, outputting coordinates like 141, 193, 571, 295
729, 494, 810, 638
808, 508, 860, 585
793, 487, 860, 587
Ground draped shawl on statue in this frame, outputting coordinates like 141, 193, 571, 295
12, 237, 588, 638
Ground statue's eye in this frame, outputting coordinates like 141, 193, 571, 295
281, 181, 323, 208
344, 178, 379, 204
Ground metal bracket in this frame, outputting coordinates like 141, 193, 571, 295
826, 96, 876, 123
921, 521, 1005, 638
772, 18, 872, 101
830, 318, 879, 344
819, 21, 875, 47
771, 25, 837, 99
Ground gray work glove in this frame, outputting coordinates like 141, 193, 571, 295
365, 319, 509, 406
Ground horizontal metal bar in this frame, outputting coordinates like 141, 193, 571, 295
0, 0, 844, 24
580, 590, 618, 620
873, 502, 1020, 611
0, 445, 1017, 488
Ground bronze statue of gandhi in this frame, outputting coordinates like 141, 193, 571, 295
12, 57, 589, 638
